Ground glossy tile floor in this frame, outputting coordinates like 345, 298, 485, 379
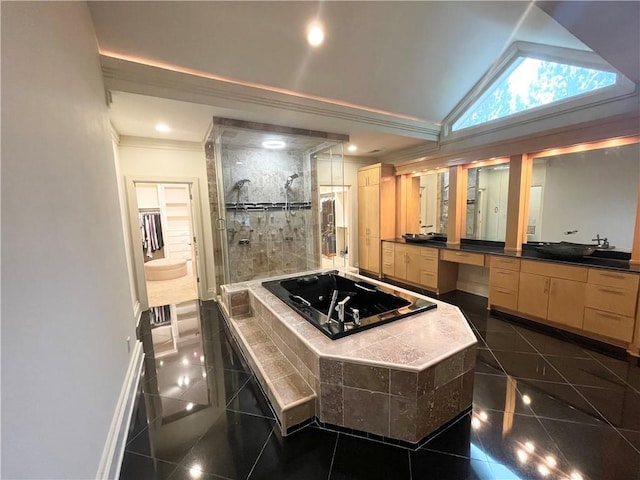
120, 292, 640, 480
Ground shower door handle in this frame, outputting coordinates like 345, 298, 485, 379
216, 218, 226, 231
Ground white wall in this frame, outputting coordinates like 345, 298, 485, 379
118, 137, 216, 298
1, 3, 137, 478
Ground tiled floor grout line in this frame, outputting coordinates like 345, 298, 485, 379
224, 375, 253, 408
327, 432, 340, 480
504, 323, 640, 457
519, 337, 640, 455
246, 425, 275, 480
407, 449, 412, 480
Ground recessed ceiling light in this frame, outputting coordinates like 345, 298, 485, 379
307, 23, 324, 47
262, 139, 286, 149
347, 145, 357, 152
155, 123, 171, 133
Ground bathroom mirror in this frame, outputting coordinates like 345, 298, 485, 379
464, 162, 510, 241
418, 171, 449, 234
527, 140, 639, 250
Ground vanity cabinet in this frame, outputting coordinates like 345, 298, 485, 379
517, 260, 588, 329
488, 256, 520, 311
583, 269, 639, 342
394, 244, 422, 284
358, 164, 395, 276
381, 241, 457, 294
489, 255, 640, 347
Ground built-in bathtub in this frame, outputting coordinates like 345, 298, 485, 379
262, 270, 437, 339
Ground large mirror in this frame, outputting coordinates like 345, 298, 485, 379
418, 171, 449, 234
528, 141, 639, 250
464, 162, 510, 241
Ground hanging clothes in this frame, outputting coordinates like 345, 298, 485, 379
150, 305, 171, 326
139, 211, 164, 258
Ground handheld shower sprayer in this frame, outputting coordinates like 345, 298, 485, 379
284, 173, 300, 189
235, 179, 251, 189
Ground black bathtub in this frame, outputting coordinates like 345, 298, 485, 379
262, 271, 437, 339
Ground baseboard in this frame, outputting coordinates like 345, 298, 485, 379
206, 287, 217, 301
95, 341, 144, 480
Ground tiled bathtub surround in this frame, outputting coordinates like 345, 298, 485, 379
220, 270, 477, 444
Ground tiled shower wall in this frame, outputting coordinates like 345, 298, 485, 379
207, 145, 320, 283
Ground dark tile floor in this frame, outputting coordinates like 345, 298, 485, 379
121, 292, 640, 480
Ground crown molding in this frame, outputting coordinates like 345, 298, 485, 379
100, 55, 440, 142
118, 135, 203, 152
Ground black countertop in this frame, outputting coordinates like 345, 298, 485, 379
383, 238, 635, 272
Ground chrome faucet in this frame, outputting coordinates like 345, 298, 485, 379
336, 296, 353, 323
592, 234, 609, 249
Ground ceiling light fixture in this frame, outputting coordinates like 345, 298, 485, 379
262, 139, 286, 149
155, 123, 171, 133
522, 394, 531, 405
347, 144, 357, 152
307, 23, 324, 47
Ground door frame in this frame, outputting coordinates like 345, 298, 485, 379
125, 175, 208, 312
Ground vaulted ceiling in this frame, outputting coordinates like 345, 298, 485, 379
88, 1, 639, 156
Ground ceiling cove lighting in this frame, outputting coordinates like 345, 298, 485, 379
307, 23, 324, 47
155, 123, 171, 133
262, 139, 286, 149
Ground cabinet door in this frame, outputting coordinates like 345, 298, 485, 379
365, 185, 380, 237
548, 278, 585, 329
358, 234, 369, 271
405, 246, 421, 284
357, 186, 368, 270
518, 272, 549, 319
368, 237, 380, 274
394, 246, 408, 280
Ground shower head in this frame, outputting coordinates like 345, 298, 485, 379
235, 179, 251, 189
285, 173, 300, 188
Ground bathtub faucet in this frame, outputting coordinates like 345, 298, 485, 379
337, 296, 353, 323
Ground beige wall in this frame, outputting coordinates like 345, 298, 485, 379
117, 137, 217, 299
1, 3, 137, 477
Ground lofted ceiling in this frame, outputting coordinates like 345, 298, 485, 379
89, 1, 637, 157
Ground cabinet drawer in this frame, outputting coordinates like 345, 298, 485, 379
520, 260, 588, 282
584, 283, 637, 317
441, 249, 485, 267
382, 261, 394, 276
490, 256, 521, 271
420, 255, 438, 273
420, 247, 439, 259
420, 270, 438, 289
490, 268, 520, 290
583, 307, 635, 342
490, 286, 518, 310
588, 269, 639, 291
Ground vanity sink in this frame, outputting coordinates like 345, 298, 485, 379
403, 232, 447, 243
534, 241, 597, 260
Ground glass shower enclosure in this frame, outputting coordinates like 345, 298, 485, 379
205, 118, 348, 290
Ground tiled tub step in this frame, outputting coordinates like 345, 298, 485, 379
226, 314, 316, 434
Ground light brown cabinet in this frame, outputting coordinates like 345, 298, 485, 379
516, 260, 588, 326
358, 164, 395, 275
489, 255, 640, 347
583, 269, 639, 342
381, 241, 456, 294
488, 256, 521, 311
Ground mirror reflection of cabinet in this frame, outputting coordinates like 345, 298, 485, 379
528, 141, 640, 250
464, 163, 510, 241
417, 171, 449, 234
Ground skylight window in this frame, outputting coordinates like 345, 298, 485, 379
452, 56, 618, 132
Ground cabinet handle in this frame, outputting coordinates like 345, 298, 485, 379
455, 252, 468, 256
599, 272, 625, 279
544, 278, 550, 294
597, 312, 623, 321
597, 288, 624, 295
498, 271, 514, 275
496, 288, 512, 294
